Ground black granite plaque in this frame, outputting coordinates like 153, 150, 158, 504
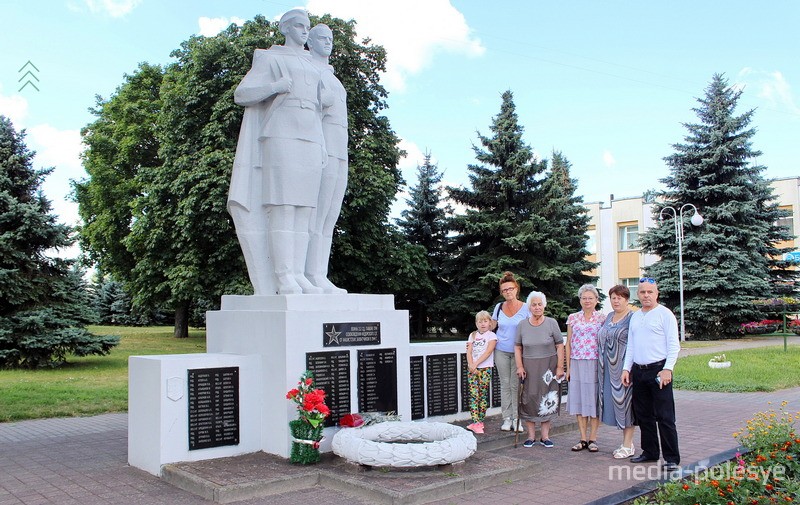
357, 348, 397, 412
187, 367, 239, 450
306, 351, 351, 427
426, 353, 458, 417
323, 322, 380, 347
491, 366, 501, 408
410, 356, 424, 420
460, 353, 469, 412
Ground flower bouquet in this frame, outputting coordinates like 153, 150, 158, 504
286, 370, 330, 464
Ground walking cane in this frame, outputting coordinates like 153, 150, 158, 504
514, 376, 525, 448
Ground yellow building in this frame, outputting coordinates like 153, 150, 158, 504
584, 176, 799, 311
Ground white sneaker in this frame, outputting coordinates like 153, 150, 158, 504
500, 419, 513, 431
513, 420, 525, 432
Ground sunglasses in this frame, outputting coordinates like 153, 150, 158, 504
639, 277, 656, 284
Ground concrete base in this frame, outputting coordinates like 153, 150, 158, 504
205, 294, 411, 458
128, 353, 261, 476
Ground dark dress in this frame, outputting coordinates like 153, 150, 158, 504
515, 317, 564, 423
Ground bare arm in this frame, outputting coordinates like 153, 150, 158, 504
565, 324, 572, 380
555, 343, 565, 379
514, 344, 526, 379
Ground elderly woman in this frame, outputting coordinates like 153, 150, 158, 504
598, 285, 636, 458
566, 284, 604, 453
514, 291, 565, 448
492, 271, 529, 432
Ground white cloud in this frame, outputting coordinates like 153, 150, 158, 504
198, 16, 246, 37
602, 150, 616, 168
304, 0, 485, 91
27, 124, 85, 228
0, 85, 30, 127
398, 138, 430, 173
736, 68, 800, 115
84, 0, 142, 17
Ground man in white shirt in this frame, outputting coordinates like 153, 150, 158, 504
621, 278, 681, 472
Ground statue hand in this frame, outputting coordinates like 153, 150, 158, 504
273, 77, 292, 94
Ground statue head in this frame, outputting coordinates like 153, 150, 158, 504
308, 24, 333, 58
279, 9, 310, 46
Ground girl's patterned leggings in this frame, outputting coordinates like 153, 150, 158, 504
469, 367, 492, 422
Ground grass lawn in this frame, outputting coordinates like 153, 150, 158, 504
0, 326, 206, 422
675, 346, 800, 392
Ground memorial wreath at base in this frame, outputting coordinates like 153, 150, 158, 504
286, 370, 329, 464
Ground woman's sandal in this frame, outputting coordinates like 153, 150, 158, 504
571, 440, 588, 451
613, 445, 635, 459
587, 440, 599, 452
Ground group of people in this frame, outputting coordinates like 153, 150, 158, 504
465, 272, 682, 471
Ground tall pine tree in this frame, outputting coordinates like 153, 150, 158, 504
396, 153, 450, 337
0, 116, 118, 368
639, 74, 796, 339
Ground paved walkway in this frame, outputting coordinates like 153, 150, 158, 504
1, 337, 797, 505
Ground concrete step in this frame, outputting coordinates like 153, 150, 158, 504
162, 413, 578, 504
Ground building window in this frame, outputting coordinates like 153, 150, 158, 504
586, 228, 596, 254
776, 206, 793, 233
622, 278, 639, 301
618, 224, 639, 251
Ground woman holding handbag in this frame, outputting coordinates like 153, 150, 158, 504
492, 271, 529, 432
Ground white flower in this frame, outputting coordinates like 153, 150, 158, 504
542, 369, 553, 385
538, 391, 559, 416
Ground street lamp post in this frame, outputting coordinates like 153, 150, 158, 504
659, 204, 703, 342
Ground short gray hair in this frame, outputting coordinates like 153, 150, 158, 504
526, 291, 547, 307
578, 284, 599, 299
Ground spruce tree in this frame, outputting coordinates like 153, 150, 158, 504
639, 74, 796, 339
536, 151, 598, 318
0, 116, 118, 368
396, 153, 450, 337
442, 91, 547, 332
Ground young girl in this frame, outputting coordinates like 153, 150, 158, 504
466, 311, 498, 434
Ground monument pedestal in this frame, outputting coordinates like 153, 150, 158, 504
206, 294, 411, 458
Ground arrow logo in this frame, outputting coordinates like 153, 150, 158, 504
18, 60, 40, 92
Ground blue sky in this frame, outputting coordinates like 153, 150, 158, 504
1, 0, 798, 246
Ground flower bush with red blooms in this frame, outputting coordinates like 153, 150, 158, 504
635, 402, 800, 504
286, 370, 330, 428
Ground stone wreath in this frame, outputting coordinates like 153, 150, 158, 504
331, 421, 477, 467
